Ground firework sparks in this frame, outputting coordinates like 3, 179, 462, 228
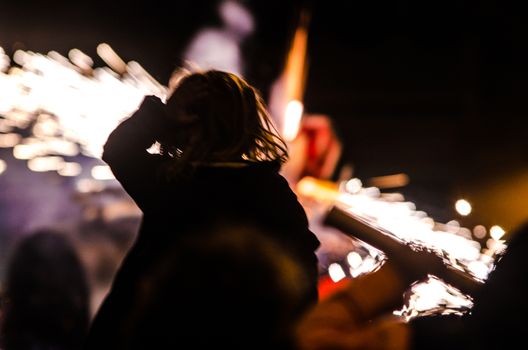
298, 176, 501, 318
0, 44, 167, 178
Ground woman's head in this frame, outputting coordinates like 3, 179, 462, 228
163, 70, 288, 168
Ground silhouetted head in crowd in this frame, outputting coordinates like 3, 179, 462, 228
122, 223, 308, 349
0, 229, 90, 350
161, 69, 288, 178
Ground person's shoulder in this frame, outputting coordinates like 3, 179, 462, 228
204, 160, 282, 175
241, 160, 281, 173
246, 160, 282, 173
245, 161, 292, 185
193, 160, 291, 192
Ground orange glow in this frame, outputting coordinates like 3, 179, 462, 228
296, 176, 339, 203
97, 43, 126, 75
269, 8, 311, 138
368, 173, 410, 189
317, 274, 350, 301
284, 11, 310, 103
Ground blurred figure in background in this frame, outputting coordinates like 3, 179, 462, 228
281, 113, 343, 185
0, 229, 90, 350
85, 69, 320, 349
120, 223, 309, 349
182, 0, 254, 76
295, 258, 414, 350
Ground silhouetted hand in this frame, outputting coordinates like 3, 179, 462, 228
138, 95, 165, 119
133, 95, 188, 147
164, 77, 209, 125
386, 246, 447, 286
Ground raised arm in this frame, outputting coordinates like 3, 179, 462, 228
102, 95, 167, 209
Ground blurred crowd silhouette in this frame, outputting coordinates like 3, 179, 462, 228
0, 229, 90, 350
2, 218, 526, 349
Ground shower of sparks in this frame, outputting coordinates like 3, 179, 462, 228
336, 178, 499, 317
297, 176, 501, 318
396, 275, 474, 321
0, 44, 503, 319
0, 45, 168, 178
337, 177, 496, 283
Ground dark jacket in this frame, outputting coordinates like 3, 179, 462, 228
84, 98, 320, 349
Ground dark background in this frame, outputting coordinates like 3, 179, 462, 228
1, 0, 528, 232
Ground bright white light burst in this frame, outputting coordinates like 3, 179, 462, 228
0, 45, 167, 177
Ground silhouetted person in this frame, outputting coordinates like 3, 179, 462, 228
0, 229, 90, 350
120, 223, 308, 349
85, 69, 320, 349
